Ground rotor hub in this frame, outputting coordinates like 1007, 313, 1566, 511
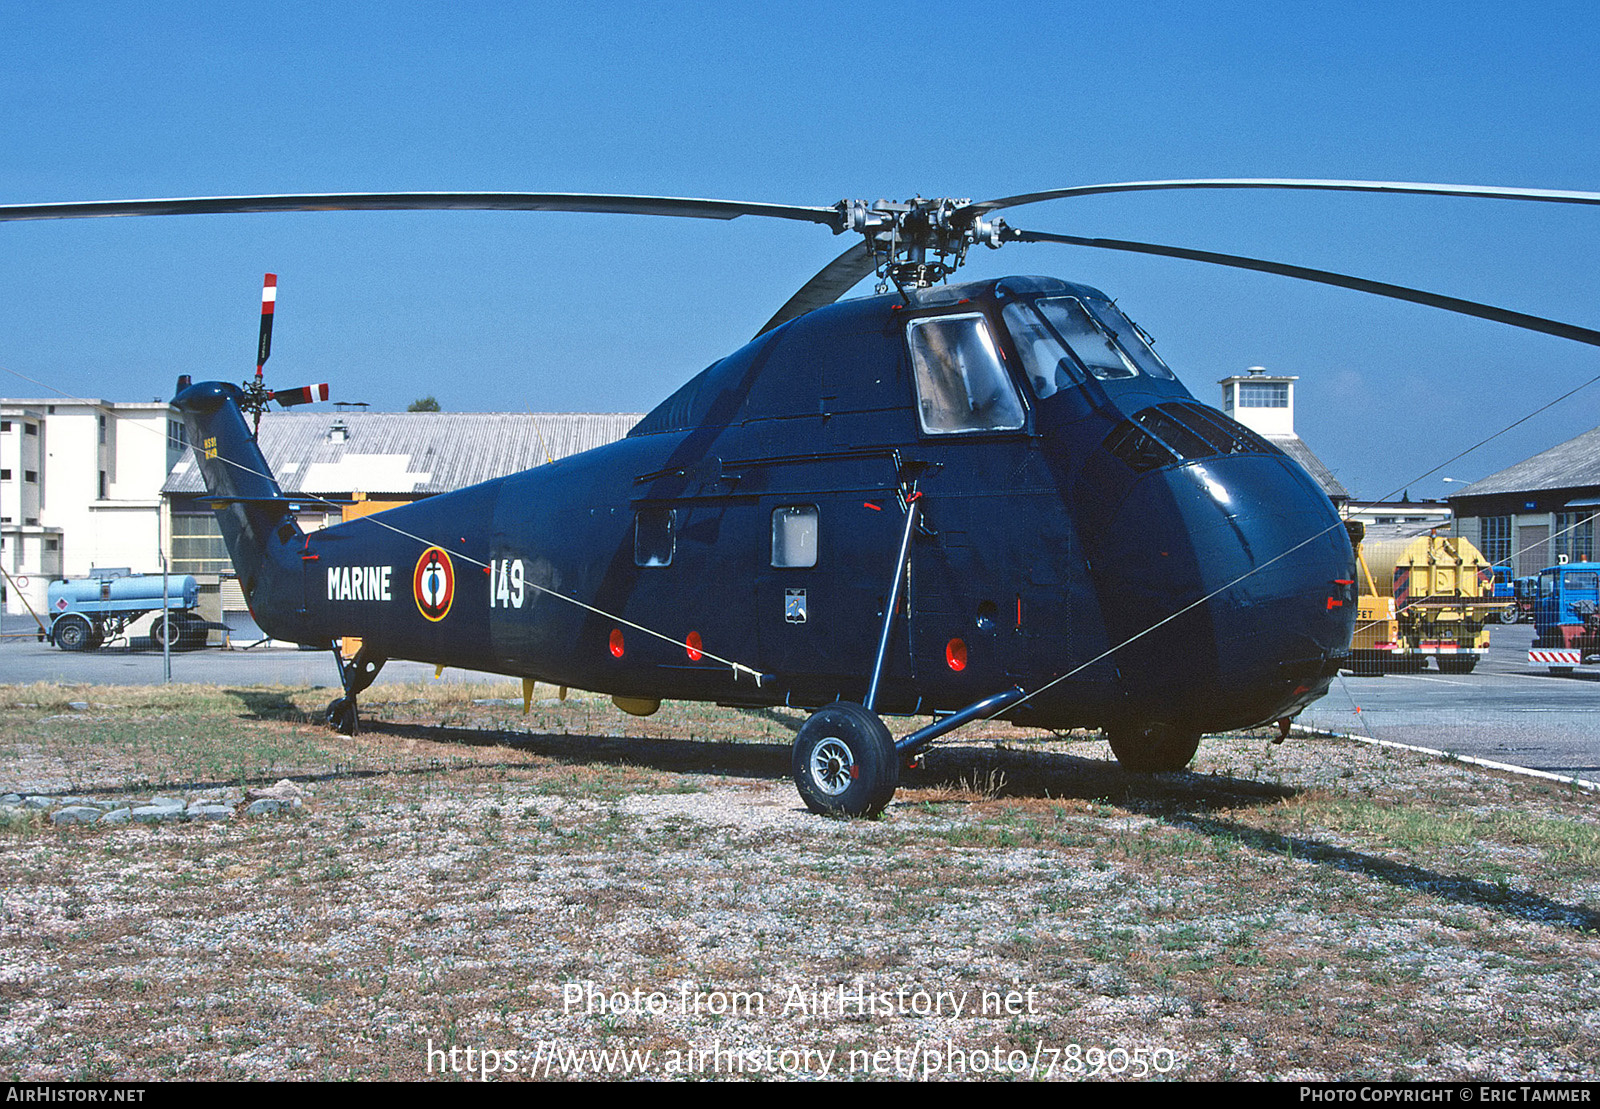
836, 197, 1009, 289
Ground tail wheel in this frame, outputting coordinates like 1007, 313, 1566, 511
325, 697, 358, 736
792, 702, 899, 818
53, 615, 95, 652
1106, 722, 1201, 774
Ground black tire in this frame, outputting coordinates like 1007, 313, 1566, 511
53, 616, 95, 652
325, 697, 358, 736
150, 615, 175, 651
792, 702, 899, 818
1438, 656, 1478, 675
1106, 722, 1201, 774
178, 618, 208, 649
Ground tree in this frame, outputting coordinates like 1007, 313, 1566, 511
407, 396, 441, 412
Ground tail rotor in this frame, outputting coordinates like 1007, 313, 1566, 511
239, 273, 329, 434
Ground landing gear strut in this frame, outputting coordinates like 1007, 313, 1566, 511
790, 688, 1029, 818
325, 644, 386, 735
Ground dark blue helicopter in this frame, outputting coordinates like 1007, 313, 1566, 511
9, 180, 1600, 817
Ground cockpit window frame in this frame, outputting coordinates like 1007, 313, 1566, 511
904, 311, 1029, 437
1031, 297, 1141, 382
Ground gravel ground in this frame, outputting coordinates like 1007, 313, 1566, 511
0, 685, 1596, 1082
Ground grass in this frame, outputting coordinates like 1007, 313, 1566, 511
0, 680, 1596, 1082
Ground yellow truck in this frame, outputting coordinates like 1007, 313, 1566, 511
1348, 524, 1495, 676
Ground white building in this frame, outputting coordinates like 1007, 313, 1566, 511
1218, 366, 1349, 505
1, 398, 185, 619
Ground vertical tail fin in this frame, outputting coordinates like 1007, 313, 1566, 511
171, 379, 308, 640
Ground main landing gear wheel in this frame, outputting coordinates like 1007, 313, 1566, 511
792, 702, 899, 818
325, 697, 358, 736
1106, 722, 1201, 774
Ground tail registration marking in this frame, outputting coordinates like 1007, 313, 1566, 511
489, 558, 526, 608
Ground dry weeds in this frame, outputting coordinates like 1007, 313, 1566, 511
0, 681, 1596, 1081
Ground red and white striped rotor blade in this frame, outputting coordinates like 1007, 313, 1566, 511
270, 383, 329, 407
256, 273, 276, 379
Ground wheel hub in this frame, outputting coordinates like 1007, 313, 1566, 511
809, 737, 856, 796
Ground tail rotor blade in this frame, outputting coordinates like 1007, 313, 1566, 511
256, 273, 277, 378
269, 383, 329, 408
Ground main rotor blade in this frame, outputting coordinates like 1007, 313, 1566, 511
1008, 228, 1600, 347
755, 240, 878, 337
0, 191, 842, 227
964, 179, 1600, 217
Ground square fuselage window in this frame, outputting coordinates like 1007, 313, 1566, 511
635, 507, 676, 567
772, 505, 818, 568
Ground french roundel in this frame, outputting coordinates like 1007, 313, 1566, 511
413, 547, 455, 622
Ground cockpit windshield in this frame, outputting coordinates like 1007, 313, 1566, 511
1002, 301, 1087, 399
1003, 296, 1175, 398
1088, 298, 1176, 381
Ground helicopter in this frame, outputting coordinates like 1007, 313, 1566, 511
6, 180, 1600, 818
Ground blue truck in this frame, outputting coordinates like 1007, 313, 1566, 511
46, 570, 205, 651
1527, 562, 1600, 674
1487, 564, 1522, 623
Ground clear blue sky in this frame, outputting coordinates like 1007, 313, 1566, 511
2, 0, 1598, 499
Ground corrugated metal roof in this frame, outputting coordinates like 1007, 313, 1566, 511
163, 411, 642, 496
1454, 425, 1600, 498
1269, 435, 1350, 501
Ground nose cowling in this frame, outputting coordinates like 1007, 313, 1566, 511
1087, 453, 1356, 733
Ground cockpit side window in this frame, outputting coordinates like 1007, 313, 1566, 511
906, 313, 1026, 435
1002, 302, 1087, 399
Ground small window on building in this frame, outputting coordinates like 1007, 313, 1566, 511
168, 420, 187, 450
1480, 516, 1512, 565
634, 507, 676, 567
24, 423, 37, 436
99, 471, 109, 499
171, 513, 230, 574
906, 313, 1026, 435
98, 414, 107, 444
1238, 382, 1289, 408
24, 470, 38, 484
1555, 512, 1595, 564
0, 420, 9, 432
0, 469, 9, 481
771, 505, 819, 568
45, 538, 58, 551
